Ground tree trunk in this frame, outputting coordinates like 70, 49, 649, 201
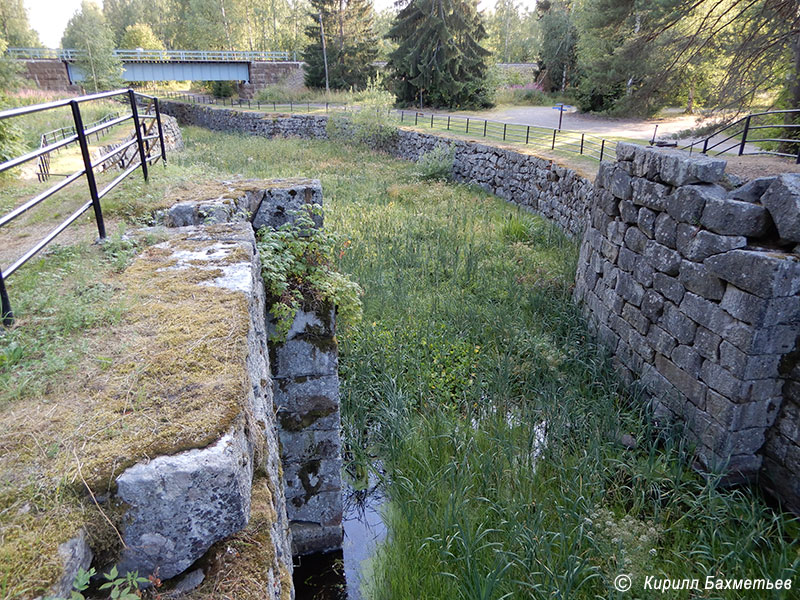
687, 81, 695, 114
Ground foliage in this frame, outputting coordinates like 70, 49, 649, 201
61, 1, 123, 93
538, 0, 578, 94
494, 81, 547, 106
0, 0, 41, 46
303, 0, 379, 90
386, 0, 493, 109
571, 0, 800, 116
484, 0, 540, 63
0, 41, 23, 179
256, 204, 362, 341
119, 23, 165, 50
326, 73, 398, 148
0, 35, 21, 91
206, 80, 237, 98
416, 142, 456, 181
44, 566, 148, 600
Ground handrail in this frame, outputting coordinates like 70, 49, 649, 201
0, 89, 168, 325
682, 109, 800, 163
158, 90, 617, 162
5, 47, 298, 62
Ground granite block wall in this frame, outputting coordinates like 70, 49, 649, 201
574, 142, 800, 488
160, 100, 800, 512
159, 101, 593, 236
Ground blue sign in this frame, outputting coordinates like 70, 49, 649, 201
552, 104, 575, 112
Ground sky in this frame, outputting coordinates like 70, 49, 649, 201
23, 0, 540, 48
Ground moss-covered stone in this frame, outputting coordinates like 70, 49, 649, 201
0, 224, 260, 597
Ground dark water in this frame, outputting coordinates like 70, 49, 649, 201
293, 479, 386, 599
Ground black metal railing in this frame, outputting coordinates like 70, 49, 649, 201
158, 90, 613, 162
0, 88, 167, 325
37, 112, 121, 181
683, 109, 800, 163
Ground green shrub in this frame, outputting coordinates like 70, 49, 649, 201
0, 95, 24, 179
206, 81, 236, 98
416, 142, 456, 181
326, 74, 398, 149
256, 205, 362, 340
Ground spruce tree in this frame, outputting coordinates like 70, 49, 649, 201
386, 0, 492, 108
303, 0, 378, 90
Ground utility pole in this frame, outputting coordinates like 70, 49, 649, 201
319, 12, 330, 93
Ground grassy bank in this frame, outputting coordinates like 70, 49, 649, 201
2, 126, 797, 598
164, 128, 798, 598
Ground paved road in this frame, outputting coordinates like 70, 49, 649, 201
462, 106, 703, 142
457, 105, 766, 155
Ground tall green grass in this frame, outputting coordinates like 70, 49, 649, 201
8, 126, 793, 598
164, 128, 799, 598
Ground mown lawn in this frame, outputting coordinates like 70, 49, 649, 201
1, 126, 797, 599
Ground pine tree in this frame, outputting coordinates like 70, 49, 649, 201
303, 0, 378, 90
62, 2, 123, 93
386, 0, 492, 109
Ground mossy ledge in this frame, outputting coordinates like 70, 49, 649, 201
0, 223, 290, 598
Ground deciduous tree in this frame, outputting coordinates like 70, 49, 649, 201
62, 1, 123, 92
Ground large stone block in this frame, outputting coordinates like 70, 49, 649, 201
116, 429, 253, 580
678, 260, 725, 300
704, 250, 800, 297
700, 197, 771, 237
761, 174, 800, 243
728, 176, 776, 203
251, 178, 323, 230
676, 223, 746, 261
271, 337, 339, 378
720, 285, 800, 326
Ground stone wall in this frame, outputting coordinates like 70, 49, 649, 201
239, 61, 306, 98
21, 59, 79, 91
159, 101, 593, 236
574, 142, 800, 488
109, 223, 292, 598
158, 100, 800, 512
158, 178, 345, 554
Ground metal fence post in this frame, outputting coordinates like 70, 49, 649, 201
551, 129, 556, 150
503, 123, 507, 141
128, 90, 149, 182
738, 115, 751, 156
0, 271, 13, 326
600, 139, 605, 161
447, 116, 450, 130
70, 99, 106, 239
483, 120, 487, 137
415, 112, 419, 126
580, 133, 584, 154
430, 114, 434, 128
466, 117, 469, 134
153, 97, 167, 166
526, 126, 530, 144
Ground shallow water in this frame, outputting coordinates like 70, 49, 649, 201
293, 478, 386, 599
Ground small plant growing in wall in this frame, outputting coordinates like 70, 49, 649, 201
416, 142, 456, 181
45, 566, 149, 600
256, 204, 363, 341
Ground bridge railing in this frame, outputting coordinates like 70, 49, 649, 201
0, 88, 167, 325
6, 47, 298, 62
